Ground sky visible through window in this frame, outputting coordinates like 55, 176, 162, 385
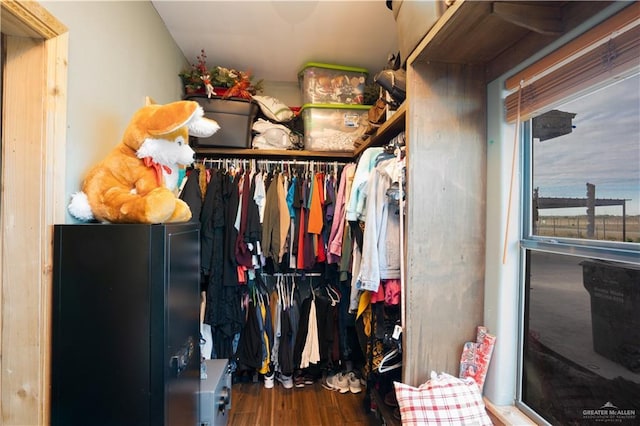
533, 73, 640, 216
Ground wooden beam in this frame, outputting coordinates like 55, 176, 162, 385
1, 0, 67, 38
1, 2, 67, 425
538, 197, 627, 209
491, 2, 563, 36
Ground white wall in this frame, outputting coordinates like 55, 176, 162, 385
39, 1, 306, 224
261, 80, 301, 106
41, 0, 188, 223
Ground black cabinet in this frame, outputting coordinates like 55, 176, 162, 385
51, 223, 201, 426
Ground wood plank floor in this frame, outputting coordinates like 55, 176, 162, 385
227, 381, 381, 426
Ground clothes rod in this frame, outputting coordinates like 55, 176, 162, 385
193, 148, 353, 161
260, 272, 324, 277
195, 156, 352, 164
194, 157, 352, 172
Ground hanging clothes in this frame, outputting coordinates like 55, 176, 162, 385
327, 163, 356, 263
192, 157, 382, 377
292, 295, 312, 370
300, 295, 320, 369
279, 304, 295, 376
323, 172, 337, 253
276, 173, 291, 263
253, 171, 267, 223
199, 169, 244, 358
261, 171, 282, 270
256, 294, 271, 375
270, 288, 281, 373
346, 147, 384, 223
357, 157, 402, 292
307, 172, 324, 234
236, 299, 263, 370
178, 166, 204, 223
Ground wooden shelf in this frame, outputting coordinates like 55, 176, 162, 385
409, 0, 613, 81
353, 102, 406, 157
196, 102, 406, 161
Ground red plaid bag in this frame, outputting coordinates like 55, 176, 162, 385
394, 372, 492, 425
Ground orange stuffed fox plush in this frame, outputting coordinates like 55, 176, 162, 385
68, 99, 219, 224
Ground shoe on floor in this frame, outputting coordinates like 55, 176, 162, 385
325, 372, 350, 393
347, 372, 362, 394
264, 373, 274, 389
336, 373, 351, 393
294, 374, 305, 388
276, 373, 293, 389
303, 374, 315, 385
322, 374, 338, 391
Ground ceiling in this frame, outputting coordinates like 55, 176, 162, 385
152, 1, 399, 84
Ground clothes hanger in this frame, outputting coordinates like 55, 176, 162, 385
289, 275, 296, 309
327, 285, 340, 305
378, 346, 402, 373
277, 274, 285, 308
325, 286, 338, 307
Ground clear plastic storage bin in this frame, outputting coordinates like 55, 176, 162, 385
300, 103, 370, 151
298, 62, 368, 105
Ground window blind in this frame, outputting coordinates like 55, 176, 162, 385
505, 3, 640, 123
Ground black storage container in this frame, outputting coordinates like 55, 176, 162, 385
185, 95, 259, 148
581, 259, 640, 370
51, 223, 201, 426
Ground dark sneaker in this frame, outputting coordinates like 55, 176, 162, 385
294, 374, 305, 388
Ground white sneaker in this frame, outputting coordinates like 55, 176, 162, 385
337, 373, 351, 394
264, 373, 274, 389
276, 373, 293, 389
325, 372, 350, 394
347, 372, 362, 394
322, 374, 339, 391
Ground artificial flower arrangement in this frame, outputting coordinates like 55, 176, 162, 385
179, 49, 264, 100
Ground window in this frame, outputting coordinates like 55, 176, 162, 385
519, 51, 639, 426
531, 74, 640, 244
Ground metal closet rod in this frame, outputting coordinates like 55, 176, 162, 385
194, 157, 352, 172
262, 272, 323, 277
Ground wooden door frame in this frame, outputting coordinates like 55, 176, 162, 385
1, 1, 67, 424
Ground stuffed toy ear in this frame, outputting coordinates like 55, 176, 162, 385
146, 101, 199, 136
188, 106, 220, 138
146, 101, 219, 138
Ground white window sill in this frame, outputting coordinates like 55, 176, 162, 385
484, 398, 538, 425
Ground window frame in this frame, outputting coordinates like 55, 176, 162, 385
508, 5, 640, 420
515, 64, 639, 425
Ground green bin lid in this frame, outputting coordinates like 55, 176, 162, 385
298, 62, 368, 78
299, 103, 372, 113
